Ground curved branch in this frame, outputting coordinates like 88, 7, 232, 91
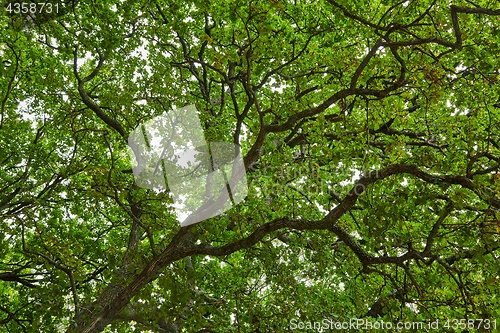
73, 47, 127, 138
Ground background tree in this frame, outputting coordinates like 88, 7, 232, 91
1, 0, 500, 332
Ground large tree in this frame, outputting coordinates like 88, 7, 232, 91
1, 0, 500, 332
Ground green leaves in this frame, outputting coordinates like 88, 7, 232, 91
1, 0, 500, 331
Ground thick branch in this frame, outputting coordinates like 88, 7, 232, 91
73, 47, 127, 138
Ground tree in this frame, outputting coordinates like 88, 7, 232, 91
1, 0, 500, 331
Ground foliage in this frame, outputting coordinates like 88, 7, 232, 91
1, 0, 500, 332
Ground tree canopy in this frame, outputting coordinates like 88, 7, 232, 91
1, 0, 500, 332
